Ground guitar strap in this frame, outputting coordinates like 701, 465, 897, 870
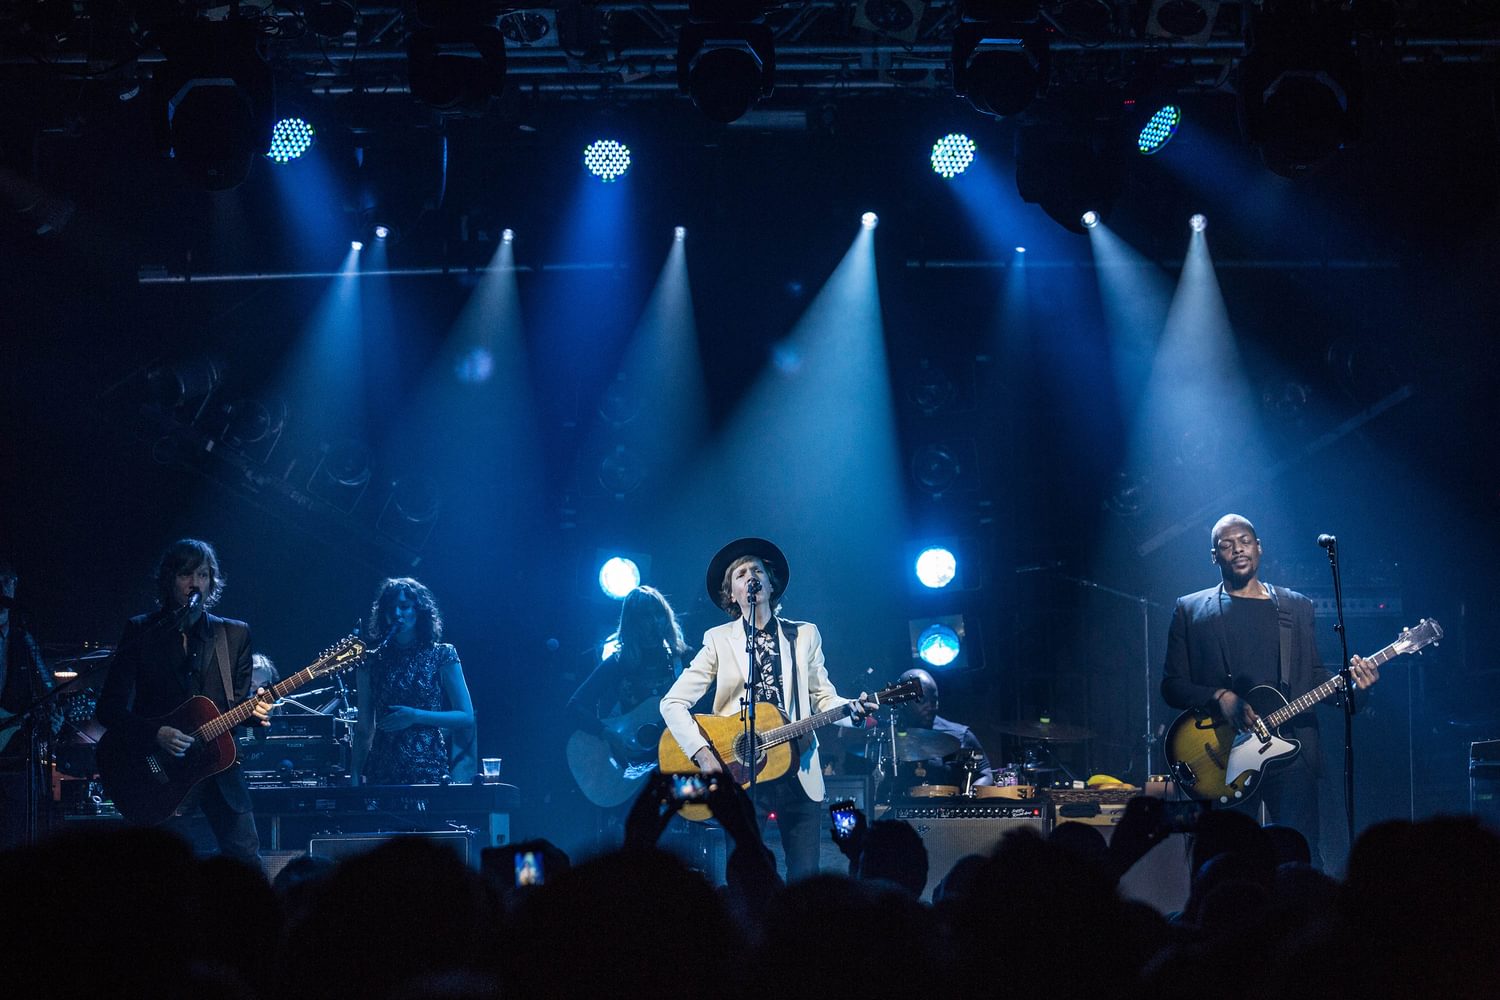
781, 619, 802, 721
213, 621, 235, 706
1269, 585, 1294, 692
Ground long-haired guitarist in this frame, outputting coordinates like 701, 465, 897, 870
1161, 514, 1379, 865
567, 586, 690, 755
565, 586, 693, 840
96, 539, 271, 863
660, 537, 877, 882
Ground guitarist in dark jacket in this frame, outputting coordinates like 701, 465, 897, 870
97, 539, 270, 863
1161, 514, 1379, 866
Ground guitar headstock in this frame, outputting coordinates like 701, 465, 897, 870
1393, 618, 1443, 656
310, 636, 366, 678
874, 675, 925, 708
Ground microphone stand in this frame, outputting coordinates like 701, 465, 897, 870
742, 583, 760, 808
1052, 572, 1161, 780
1323, 537, 1356, 850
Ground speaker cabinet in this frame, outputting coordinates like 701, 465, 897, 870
891, 802, 1049, 899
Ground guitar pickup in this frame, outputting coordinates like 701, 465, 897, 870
1171, 760, 1197, 787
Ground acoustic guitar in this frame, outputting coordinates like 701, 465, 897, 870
97, 636, 365, 825
1164, 618, 1442, 807
566, 696, 667, 808
658, 676, 922, 821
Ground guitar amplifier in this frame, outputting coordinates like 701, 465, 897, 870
309, 830, 474, 867
890, 801, 1049, 900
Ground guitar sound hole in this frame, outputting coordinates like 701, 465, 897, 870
732, 733, 765, 769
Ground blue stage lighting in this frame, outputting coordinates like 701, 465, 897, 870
374, 225, 390, 240
350, 240, 364, 251
915, 547, 958, 589
1137, 105, 1181, 155
583, 139, 631, 182
861, 211, 878, 229
916, 623, 962, 668
674, 225, 686, 242
930, 133, 977, 179
1080, 210, 1100, 229
597, 556, 641, 598
1189, 213, 1207, 232
1014, 246, 1027, 254
502, 228, 515, 243
267, 117, 315, 163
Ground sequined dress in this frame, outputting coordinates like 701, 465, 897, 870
364, 641, 459, 784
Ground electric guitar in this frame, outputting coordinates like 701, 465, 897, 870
97, 636, 365, 825
658, 676, 923, 822
1165, 618, 1442, 807
567, 696, 667, 808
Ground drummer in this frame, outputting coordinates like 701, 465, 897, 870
895, 667, 995, 790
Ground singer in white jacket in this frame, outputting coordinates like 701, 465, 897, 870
661, 537, 874, 881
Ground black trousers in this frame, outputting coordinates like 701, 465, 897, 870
167, 774, 261, 866
749, 774, 821, 883
1261, 751, 1320, 865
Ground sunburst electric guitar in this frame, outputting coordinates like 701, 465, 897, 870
658, 676, 923, 821
1165, 618, 1442, 807
98, 636, 365, 825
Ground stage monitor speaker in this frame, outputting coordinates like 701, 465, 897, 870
309, 830, 474, 867
891, 802, 1048, 900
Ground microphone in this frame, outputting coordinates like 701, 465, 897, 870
175, 590, 203, 626
746, 578, 762, 596
1317, 534, 1337, 550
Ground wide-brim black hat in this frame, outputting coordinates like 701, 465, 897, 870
705, 537, 789, 608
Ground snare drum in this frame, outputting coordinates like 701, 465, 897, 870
906, 784, 960, 798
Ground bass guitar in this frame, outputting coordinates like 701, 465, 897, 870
658, 676, 922, 822
1165, 618, 1442, 807
97, 636, 365, 825
566, 696, 667, 808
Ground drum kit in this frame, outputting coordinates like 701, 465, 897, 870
845, 715, 1097, 802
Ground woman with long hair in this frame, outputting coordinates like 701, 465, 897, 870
353, 577, 476, 785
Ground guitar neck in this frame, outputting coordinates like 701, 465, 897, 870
757, 702, 854, 751
1261, 637, 1406, 729
192, 661, 332, 743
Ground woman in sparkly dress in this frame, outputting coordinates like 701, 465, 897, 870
353, 578, 476, 785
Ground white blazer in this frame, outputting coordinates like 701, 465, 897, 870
661, 616, 852, 803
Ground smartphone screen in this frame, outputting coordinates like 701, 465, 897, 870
671, 774, 712, 802
514, 850, 544, 887
829, 798, 857, 840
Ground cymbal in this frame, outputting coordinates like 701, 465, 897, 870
850, 727, 961, 762
996, 719, 1096, 742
